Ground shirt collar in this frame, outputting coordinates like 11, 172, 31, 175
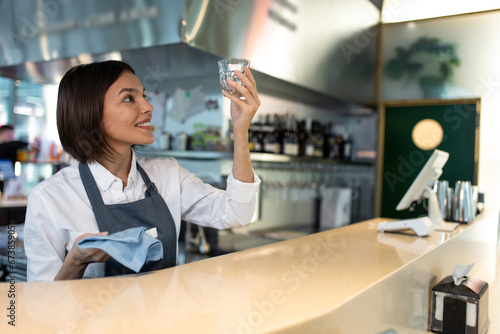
87, 150, 139, 191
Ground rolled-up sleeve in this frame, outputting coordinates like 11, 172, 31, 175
225, 170, 261, 203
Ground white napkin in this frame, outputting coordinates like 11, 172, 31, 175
453, 262, 474, 285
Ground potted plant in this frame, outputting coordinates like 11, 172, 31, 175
385, 37, 460, 98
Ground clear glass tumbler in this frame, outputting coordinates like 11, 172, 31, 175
218, 58, 249, 98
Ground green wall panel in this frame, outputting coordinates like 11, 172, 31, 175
381, 103, 477, 219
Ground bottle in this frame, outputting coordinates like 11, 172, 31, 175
252, 116, 264, 153
177, 132, 187, 151
331, 125, 340, 160
322, 123, 333, 159
288, 115, 299, 156
226, 120, 234, 152
298, 120, 306, 157
49, 142, 62, 162
263, 114, 277, 154
335, 126, 345, 161
343, 133, 352, 162
248, 124, 255, 152
311, 120, 324, 158
283, 114, 299, 156
304, 118, 314, 157
272, 114, 282, 154
281, 113, 291, 155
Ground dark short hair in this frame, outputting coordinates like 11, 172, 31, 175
57, 60, 135, 163
0, 125, 14, 133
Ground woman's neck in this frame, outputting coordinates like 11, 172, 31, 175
97, 148, 133, 188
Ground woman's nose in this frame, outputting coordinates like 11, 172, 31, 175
142, 97, 154, 113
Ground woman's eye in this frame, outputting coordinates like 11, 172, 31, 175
123, 95, 134, 102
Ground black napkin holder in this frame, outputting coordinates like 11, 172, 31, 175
430, 275, 489, 334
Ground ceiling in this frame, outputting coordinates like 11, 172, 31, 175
379, 0, 500, 23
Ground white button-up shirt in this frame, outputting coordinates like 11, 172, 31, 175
24, 151, 260, 282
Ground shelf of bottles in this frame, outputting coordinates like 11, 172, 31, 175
244, 113, 370, 164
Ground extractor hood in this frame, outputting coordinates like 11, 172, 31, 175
0, 0, 380, 107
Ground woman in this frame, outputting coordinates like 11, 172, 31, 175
24, 60, 261, 281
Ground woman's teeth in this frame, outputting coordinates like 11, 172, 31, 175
136, 122, 151, 127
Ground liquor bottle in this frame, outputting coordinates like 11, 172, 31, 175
256, 130, 264, 152
322, 123, 332, 159
331, 125, 340, 160
281, 113, 291, 155
312, 120, 324, 158
263, 114, 277, 154
272, 114, 283, 154
335, 126, 345, 161
288, 115, 299, 156
304, 118, 314, 157
252, 115, 264, 152
298, 120, 306, 156
248, 123, 255, 152
343, 132, 353, 162
226, 119, 234, 152
283, 113, 299, 156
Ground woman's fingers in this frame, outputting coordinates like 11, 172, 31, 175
74, 232, 111, 264
222, 66, 261, 131
231, 68, 260, 104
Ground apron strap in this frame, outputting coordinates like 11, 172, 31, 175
79, 162, 105, 208
135, 162, 158, 196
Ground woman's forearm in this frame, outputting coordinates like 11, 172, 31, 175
231, 129, 254, 183
54, 253, 88, 280
223, 66, 260, 183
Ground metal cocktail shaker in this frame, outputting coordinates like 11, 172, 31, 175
452, 181, 475, 223
446, 187, 453, 220
435, 180, 449, 220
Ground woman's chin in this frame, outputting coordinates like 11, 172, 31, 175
142, 135, 155, 145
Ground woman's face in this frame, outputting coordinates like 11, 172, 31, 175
102, 71, 154, 152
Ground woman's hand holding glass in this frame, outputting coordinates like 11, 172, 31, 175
222, 66, 261, 134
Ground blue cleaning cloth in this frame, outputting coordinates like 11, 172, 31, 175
77, 227, 164, 272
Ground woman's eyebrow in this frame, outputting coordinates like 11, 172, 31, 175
117, 87, 146, 95
118, 87, 138, 95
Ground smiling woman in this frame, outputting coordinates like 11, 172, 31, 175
56, 61, 138, 164
23, 60, 262, 282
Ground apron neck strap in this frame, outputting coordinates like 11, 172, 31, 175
135, 162, 157, 195
79, 162, 105, 208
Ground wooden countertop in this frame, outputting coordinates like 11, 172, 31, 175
1, 211, 498, 333
0, 199, 27, 208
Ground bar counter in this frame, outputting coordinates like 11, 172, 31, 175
1, 210, 498, 333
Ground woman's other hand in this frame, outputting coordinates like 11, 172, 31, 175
71, 232, 111, 265
54, 232, 111, 280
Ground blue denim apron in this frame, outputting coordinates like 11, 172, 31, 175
79, 162, 177, 276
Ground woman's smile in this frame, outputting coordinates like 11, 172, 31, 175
135, 120, 152, 129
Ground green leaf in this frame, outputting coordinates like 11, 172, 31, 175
385, 59, 404, 80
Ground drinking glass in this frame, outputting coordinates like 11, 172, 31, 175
218, 58, 249, 97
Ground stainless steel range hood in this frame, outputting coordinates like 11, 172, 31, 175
0, 0, 380, 107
